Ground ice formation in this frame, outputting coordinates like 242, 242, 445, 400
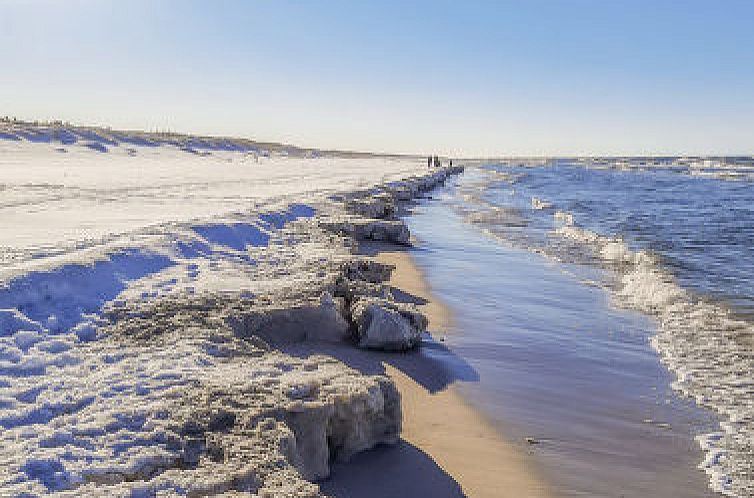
0, 124, 463, 496
350, 297, 428, 351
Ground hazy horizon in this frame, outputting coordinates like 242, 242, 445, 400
2, 0, 754, 156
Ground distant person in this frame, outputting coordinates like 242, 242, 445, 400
450, 159, 453, 167
428, 156, 432, 168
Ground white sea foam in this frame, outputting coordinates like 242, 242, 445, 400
555, 225, 656, 267
554, 225, 602, 245
531, 197, 552, 210
572, 156, 754, 182
553, 210, 574, 226
553, 222, 754, 497
458, 163, 753, 496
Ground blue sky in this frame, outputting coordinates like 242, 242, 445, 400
2, 1, 753, 156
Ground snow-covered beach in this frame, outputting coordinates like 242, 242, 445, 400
0, 123, 484, 496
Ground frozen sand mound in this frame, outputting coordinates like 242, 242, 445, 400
0, 130, 463, 497
4, 347, 399, 497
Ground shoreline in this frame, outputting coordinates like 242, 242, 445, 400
320, 241, 554, 498
397, 181, 721, 498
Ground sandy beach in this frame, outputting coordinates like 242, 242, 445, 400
317, 242, 554, 498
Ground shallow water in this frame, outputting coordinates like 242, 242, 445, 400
457, 159, 754, 496
479, 160, 754, 314
405, 169, 735, 497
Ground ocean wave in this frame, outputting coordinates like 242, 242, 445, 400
571, 157, 754, 183
553, 210, 574, 226
553, 221, 753, 496
456, 165, 753, 496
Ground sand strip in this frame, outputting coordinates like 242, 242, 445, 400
320, 244, 553, 498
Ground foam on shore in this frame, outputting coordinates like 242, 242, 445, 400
495, 196, 750, 495
553, 220, 753, 496
443, 164, 750, 496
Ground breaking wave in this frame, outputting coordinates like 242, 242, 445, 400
455, 164, 754, 497
556, 223, 753, 496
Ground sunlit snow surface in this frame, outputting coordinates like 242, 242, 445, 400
0, 128, 425, 496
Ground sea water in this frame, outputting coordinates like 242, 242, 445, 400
407, 159, 753, 497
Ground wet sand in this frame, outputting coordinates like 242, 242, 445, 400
400, 195, 719, 498
312, 243, 553, 498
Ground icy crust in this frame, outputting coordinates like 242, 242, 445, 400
350, 297, 428, 350
320, 166, 464, 246
0, 163, 463, 496
1, 343, 399, 497
0, 222, 368, 497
